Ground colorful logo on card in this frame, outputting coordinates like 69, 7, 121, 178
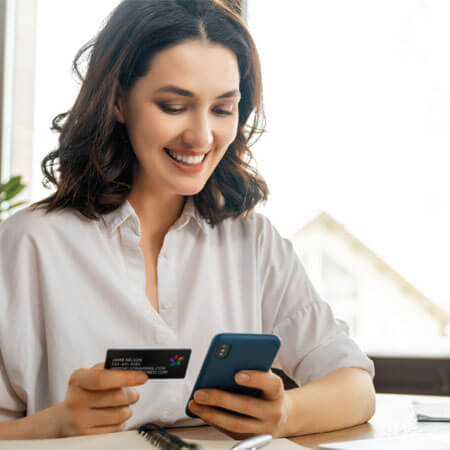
170, 354, 184, 367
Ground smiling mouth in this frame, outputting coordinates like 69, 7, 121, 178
164, 148, 207, 166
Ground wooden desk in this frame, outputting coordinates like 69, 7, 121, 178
289, 393, 450, 449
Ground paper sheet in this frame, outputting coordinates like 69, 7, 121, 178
412, 400, 450, 422
319, 430, 450, 450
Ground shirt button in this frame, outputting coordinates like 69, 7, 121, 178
163, 250, 169, 258
161, 301, 173, 310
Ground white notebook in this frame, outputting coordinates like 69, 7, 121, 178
0, 429, 302, 450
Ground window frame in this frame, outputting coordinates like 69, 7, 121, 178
0, 0, 6, 180
0, 0, 37, 199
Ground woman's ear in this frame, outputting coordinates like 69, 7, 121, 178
113, 89, 126, 124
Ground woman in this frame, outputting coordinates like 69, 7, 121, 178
0, 0, 375, 440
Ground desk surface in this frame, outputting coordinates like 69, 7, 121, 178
290, 393, 450, 449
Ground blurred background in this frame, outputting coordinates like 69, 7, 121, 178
1, 1, 450, 371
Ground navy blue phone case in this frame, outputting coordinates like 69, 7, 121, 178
185, 333, 281, 418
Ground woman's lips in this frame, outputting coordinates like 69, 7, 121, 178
164, 147, 210, 173
163, 147, 210, 156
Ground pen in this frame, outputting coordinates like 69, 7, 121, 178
230, 434, 272, 450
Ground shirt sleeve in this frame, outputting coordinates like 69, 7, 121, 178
0, 350, 25, 421
255, 213, 375, 386
0, 211, 37, 421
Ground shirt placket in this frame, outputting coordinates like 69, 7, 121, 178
156, 229, 178, 344
120, 216, 164, 326
154, 229, 180, 423
120, 219, 146, 306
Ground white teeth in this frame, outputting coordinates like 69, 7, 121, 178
166, 149, 206, 165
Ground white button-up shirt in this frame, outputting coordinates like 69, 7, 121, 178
0, 198, 374, 428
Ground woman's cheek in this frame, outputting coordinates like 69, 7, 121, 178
136, 107, 179, 141
217, 117, 238, 146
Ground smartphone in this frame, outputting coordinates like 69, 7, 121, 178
185, 332, 281, 418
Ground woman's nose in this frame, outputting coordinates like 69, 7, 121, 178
182, 112, 214, 149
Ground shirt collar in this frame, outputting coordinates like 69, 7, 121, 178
101, 200, 139, 235
101, 197, 210, 235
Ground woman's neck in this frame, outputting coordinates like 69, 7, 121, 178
127, 187, 185, 243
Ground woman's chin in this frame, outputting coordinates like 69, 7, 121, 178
173, 181, 208, 197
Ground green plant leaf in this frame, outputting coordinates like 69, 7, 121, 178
4, 183, 25, 201
1, 176, 26, 201
6, 201, 27, 211
1, 175, 21, 192
0, 175, 27, 222
0, 176, 27, 222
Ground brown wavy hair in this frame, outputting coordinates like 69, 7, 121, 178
31, 0, 268, 226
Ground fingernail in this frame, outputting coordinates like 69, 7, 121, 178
190, 401, 199, 411
131, 388, 139, 401
237, 372, 250, 382
195, 391, 208, 401
137, 373, 148, 383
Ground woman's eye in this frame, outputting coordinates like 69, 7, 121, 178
159, 104, 184, 114
215, 109, 233, 116
159, 104, 234, 116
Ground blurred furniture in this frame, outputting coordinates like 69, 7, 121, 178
370, 356, 450, 396
274, 355, 450, 396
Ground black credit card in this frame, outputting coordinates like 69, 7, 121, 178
105, 348, 191, 379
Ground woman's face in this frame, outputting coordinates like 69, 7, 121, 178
115, 39, 241, 198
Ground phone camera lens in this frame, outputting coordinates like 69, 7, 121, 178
215, 344, 230, 358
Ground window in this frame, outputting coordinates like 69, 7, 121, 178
247, 0, 450, 355
3, 1, 450, 359
1, 0, 122, 203
320, 252, 359, 335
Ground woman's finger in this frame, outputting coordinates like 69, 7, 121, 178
235, 370, 284, 401
78, 405, 134, 429
80, 423, 126, 436
69, 367, 148, 391
188, 401, 264, 435
66, 384, 139, 409
89, 387, 140, 408
193, 389, 267, 420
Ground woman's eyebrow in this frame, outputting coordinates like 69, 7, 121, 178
154, 85, 240, 99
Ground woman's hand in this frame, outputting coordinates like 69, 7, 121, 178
57, 362, 148, 437
188, 370, 291, 439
